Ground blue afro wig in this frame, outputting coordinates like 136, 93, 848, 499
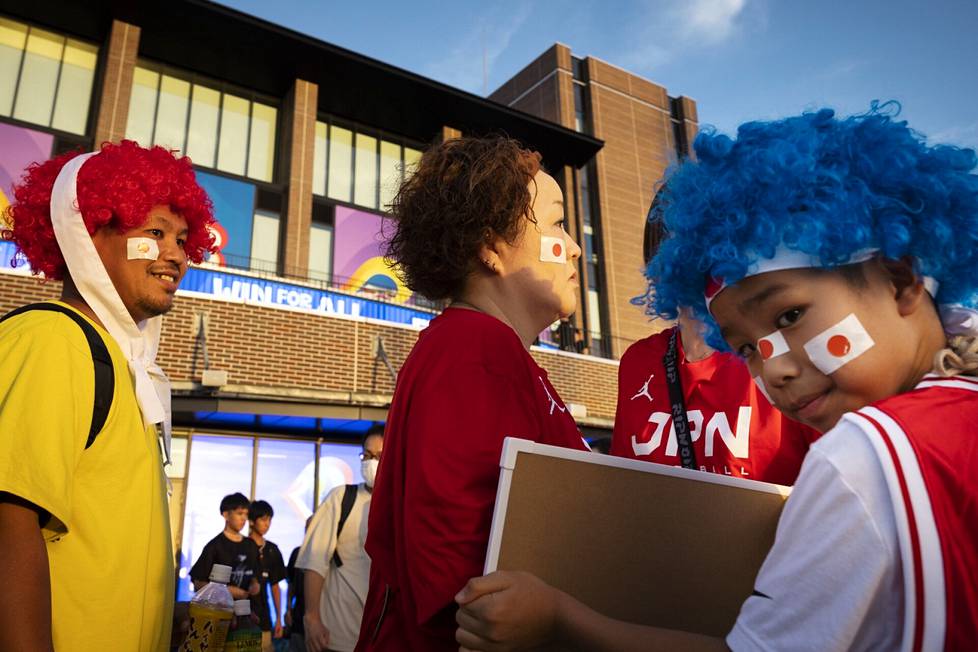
641, 102, 978, 350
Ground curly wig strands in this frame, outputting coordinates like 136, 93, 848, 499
384, 136, 542, 301
2, 140, 216, 280
643, 102, 978, 350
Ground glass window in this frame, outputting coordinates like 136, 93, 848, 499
0, 18, 27, 116
318, 442, 363, 504
250, 209, 279, 273
253, 437, 316, 616
186, 84, 220, 168
354, 133, 378, 209
379, 140, 401, 211
125, 67, 159, 146
126, 65, 277, 183
308, 221, 333, 282
312, 121, 328, 196
327, 125, 353, 203
217, 93, 250, 176
177, 435, 255, 601
247, 102, 276, 182
403, 146, 422, 179
50, 39, 97, 135
13, 27, 62, 126
153, 74, 191, 152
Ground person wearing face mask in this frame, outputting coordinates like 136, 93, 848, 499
296, 424, 385, 652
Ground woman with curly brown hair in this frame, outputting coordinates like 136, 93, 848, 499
346, 137, 588, 652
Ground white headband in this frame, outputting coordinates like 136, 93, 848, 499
703, 243, 977, 339
50, 152, 173, 464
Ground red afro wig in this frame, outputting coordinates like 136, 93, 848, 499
1, 139, 217, 280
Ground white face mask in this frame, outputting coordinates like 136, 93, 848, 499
361, 459, 379, 488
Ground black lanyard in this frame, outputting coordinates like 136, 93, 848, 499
663, 328, 698, 470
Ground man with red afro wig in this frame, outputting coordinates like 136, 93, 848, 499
0, 140, 216, 651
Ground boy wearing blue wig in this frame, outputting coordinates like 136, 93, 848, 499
452, 104, 978, 651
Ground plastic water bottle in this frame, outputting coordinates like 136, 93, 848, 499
223, 599, 262, 651
179, 564, 235, 651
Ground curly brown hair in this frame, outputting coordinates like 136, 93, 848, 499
384, 136, 542, 300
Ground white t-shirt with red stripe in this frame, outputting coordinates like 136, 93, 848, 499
728, 374, 978, 651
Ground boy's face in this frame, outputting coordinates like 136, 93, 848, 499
224, 507, 249, 533
710, 262, 930, 433
251, 515, 272, 536
90, 205, 189, 323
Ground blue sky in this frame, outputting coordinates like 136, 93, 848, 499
221, 0, 978, 150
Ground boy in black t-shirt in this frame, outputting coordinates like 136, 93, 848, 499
249, 499, 287, 651
189, 492, 260, 600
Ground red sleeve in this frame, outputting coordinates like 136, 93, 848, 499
401, 362, 538, 626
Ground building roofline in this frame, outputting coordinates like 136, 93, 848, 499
1, 0, 603, 168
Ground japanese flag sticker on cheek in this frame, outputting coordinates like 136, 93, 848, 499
803, 313, 875, 375
127, 237, 159, 261
540, 236, 566, 263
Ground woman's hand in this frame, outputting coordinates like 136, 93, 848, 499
454, 571, 564, 651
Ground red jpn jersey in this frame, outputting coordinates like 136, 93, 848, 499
354, 308, 587, 652
850, 375, 978, 651
611, 327, 818, 485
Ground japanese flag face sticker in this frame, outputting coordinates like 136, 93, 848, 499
127, 237, 159, 261
757, 330, 790, 361
803, 313, 875, 375
540, 236, 567, 264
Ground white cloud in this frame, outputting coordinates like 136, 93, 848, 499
423, 4, 533, 95
615, 0, 754, 73
681, 0, 748, 43
929, 121, 978, 148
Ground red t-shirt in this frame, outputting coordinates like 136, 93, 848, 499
610, 327, 818, 485
355, 308, 587, 652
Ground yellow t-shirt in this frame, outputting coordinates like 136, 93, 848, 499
0, 301, 174, 651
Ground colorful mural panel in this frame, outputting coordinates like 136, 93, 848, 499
333, 205, 411, 303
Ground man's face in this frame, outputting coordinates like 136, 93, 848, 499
363, 434, 384, 462
91, 205, 189, 323
251, 515, 272, 537
224, 507, 249, 533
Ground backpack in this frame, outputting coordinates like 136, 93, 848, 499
331, 483, 359, 568
0, 303, 114, 448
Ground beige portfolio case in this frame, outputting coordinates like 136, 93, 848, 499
484, 437, 791, 637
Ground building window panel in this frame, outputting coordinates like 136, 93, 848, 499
379, 140, 401, 210
126, 65, 277, 183
185, 84, 220, 167
327, 125, 353, 203
312, 121, 327, 196
153, 74, 190, 152
177, 434, 255, 602
403, 146, 422, 179
250, 208, 279, 273
217, 93, 250, 177
308, 221, 333, 281
247, 102, 276, 183
125, 67, 159, 146
0, 19, 27, 117
13, 27, 63, 127
50, 39, 96, 135
354, 133, 378, 209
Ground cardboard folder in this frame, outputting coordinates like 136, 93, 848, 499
484, 438, 791, 637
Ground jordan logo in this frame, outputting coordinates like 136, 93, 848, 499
539, 377, 566, 415
630, 374, 655, 402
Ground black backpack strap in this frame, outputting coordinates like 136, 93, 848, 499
331, 483, 359, 568
1, 303, 114, 448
